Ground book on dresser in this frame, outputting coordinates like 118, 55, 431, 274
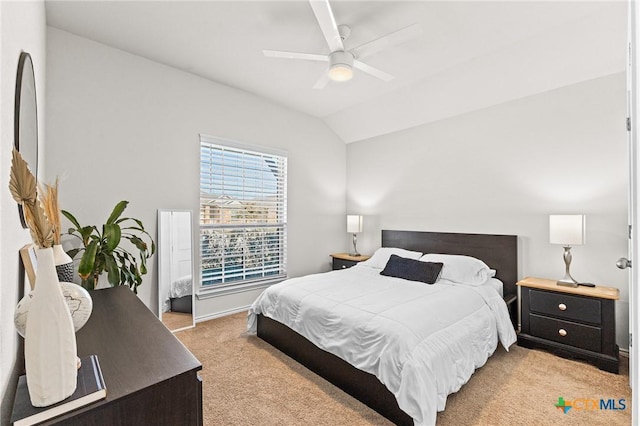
11, 355, 107, 426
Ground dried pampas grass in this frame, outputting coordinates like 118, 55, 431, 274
40, 178, 62, 245
9, 148, 54, 248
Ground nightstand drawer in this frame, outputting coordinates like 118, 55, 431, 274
333, 258, 357, 270
530, 314, 602, 353
529, 289, 601, 324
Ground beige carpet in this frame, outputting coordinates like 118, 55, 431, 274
177, 312, 631, 425
161, 311, 193, 331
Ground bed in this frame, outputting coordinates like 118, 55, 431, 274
247, 230, 518, 425
163, 275, 193, 314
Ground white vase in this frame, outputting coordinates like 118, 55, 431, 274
25, 247, 78, 407
53, 244, 74, 283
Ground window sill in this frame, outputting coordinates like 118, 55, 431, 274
196, 277, 286, 299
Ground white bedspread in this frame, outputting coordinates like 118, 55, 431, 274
247, 265, 517, 425
170, 275, 192, 298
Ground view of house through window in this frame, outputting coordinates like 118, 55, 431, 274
200, 135, 287, 291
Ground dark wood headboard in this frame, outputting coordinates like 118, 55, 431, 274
381, 230, 518, 299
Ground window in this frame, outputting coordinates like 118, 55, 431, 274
199, 135, 287, 293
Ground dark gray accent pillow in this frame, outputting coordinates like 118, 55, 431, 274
380, 254, 443, 284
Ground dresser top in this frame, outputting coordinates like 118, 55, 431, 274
76, 286, 202, 401
517, 276, 620, 300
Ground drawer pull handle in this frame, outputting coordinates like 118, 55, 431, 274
341, 265, 346, 269
558, 303, 567, 311
558, 329, 567, 337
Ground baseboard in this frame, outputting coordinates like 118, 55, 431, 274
619, 347, 629, 358
195, 305, 250, 323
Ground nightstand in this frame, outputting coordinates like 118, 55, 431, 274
517, 277, 619, 373
330, 253, 370, 270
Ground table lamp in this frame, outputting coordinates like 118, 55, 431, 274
549, 214, 585, 287
347, 215, 363, 256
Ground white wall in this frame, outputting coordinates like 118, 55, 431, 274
347, 73, 629, 348
0, 1, 46, 423
45, 28, 346, 319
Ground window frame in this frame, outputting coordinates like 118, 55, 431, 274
197, 134, 288, 297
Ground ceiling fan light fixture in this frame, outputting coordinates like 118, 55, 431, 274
328, 64, 353, 82
328, 51, 354, 82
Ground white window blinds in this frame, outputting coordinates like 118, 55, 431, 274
199, 136, 287, 289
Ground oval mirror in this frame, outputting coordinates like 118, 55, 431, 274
14, 52, 38, 228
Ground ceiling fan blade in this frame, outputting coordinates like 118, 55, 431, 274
313, 72, 330, 90
350, 23, 422, 59
309, 0, 344, 53
263, 50, 328, 62
353, 60, 394, 82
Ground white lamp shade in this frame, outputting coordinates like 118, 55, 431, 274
549, 214, 585, 245
347, 215, 363, 233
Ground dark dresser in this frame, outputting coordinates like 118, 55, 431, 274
13, 286, 203, 425
517, 276, 619, 373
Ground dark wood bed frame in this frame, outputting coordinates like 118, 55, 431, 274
257, 230, 518, 425
170, 294, 193, 313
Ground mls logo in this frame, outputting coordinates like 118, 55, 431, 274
555, 396, 627, 413
600, 399, 627, 411
555, 397, 572, 414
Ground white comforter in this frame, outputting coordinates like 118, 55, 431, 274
247, 264, 517, 425
170, 275, 193, 298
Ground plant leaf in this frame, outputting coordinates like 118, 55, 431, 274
61, 210, 82, 230
9, 148, 55, 247
103, 223, 122, 252
23, 199, 55, 248
128, 235, 148, 254
106, 201, 128, 224
66, 248, 82, 259
80, 226, 96, 245
78, 240, 98, 279
40, 178, 61, 244
105, 254, 120, 285
8, 148, 37, 205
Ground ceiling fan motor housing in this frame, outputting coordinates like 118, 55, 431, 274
328, 51, 354, 81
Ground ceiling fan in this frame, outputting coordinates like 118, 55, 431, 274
263, 0, 422, 89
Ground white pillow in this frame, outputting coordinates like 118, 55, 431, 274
360, 247, 423, 269
419, 253, 492, 285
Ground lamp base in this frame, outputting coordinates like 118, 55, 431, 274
348, 252, 361, 257
556, 280, 579, 288
350, 233, 360, 258
556, 246, 579, 288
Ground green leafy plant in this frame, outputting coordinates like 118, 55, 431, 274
62, 201, 156, 293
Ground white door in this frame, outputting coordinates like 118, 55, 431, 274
627, 2, 639, 423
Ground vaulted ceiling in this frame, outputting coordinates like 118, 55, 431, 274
45, 1, 627, 143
